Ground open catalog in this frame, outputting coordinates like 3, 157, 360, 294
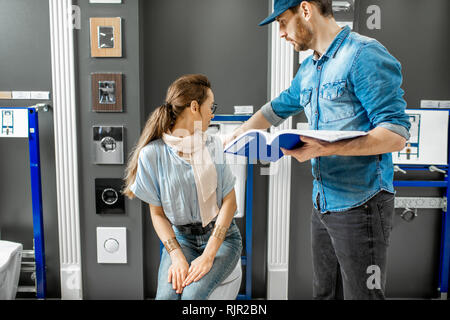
224, 129, 368, 162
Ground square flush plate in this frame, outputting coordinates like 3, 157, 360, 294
97, 227, 127, 264
90, 17, 122, 57
91, 73, 123, 112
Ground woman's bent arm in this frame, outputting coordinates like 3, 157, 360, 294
150, 204, 189, 294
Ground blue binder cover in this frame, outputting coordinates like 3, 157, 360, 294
224, 129, 368, 162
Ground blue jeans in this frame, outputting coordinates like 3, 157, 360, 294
311, 191, 395, 300
155, 220, 243, 300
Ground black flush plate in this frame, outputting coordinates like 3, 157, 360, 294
95, 178, 125, 215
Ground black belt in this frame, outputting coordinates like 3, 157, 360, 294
175, 222, 215, 235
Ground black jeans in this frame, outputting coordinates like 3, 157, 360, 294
311, 191, 395, 300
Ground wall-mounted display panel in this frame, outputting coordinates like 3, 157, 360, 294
92, 126, 124, 165
91, 73, 123, 112
95, 179, 126, 215
393, 109, 449, 165
90, 17, 122, 57
0, 108, 29, 138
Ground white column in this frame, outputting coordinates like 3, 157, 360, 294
266, 0, 294, 300
49, 0, 83, 300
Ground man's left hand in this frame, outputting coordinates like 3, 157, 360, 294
281, 136, 334, 163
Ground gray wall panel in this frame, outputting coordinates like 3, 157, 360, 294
74, 0, 145, 300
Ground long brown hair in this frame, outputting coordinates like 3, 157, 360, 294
123, 74, 212, 199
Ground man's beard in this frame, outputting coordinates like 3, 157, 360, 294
292, 16, 314, 52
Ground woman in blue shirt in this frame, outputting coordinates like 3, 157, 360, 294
123, 74, 242, 300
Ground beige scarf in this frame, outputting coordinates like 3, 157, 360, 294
162, 129, 219, 227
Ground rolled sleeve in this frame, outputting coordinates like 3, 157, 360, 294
377, 122, 410, 140
350, 42, 411, 136
130, 149, 162, 207
261, 102, 285, 127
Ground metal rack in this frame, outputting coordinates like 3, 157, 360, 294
0, 104, 49, 299
393, 109, 450, 300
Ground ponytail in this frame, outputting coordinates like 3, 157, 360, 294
122, 104, 173, 199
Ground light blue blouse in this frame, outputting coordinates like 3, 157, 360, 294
130, 135, 237, 226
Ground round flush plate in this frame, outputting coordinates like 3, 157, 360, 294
104, 238, 120, 254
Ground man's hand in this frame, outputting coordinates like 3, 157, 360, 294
222, 110, 273, 148
222, 126, 245, 148
281, 136, 334, 163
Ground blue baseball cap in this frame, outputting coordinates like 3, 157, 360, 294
258, 0, 303, 26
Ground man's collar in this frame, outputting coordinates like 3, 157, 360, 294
312, 25, 351, 63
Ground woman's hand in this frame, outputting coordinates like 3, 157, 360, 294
182, 254, 214, 288
168, 250, 189, 294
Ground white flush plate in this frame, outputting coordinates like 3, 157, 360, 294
96, 227, 127, 264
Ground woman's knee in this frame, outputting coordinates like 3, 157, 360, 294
156, 285, 180, 300
181, 285, 212, 300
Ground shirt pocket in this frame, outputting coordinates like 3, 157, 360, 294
300, 88, 313, 124
319, 80, 355, 123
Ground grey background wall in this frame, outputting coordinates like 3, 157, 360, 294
73, 0, 145, 299
288, 0, 450, 299
0, 0, 60, 298
141, 0, 270, 299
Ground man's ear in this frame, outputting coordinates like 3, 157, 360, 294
300, 1, 313, 21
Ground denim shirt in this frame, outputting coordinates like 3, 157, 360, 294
261, 26, 411, 213
130, 135, 237, 225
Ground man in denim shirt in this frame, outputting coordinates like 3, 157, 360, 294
227, 0, 411, 299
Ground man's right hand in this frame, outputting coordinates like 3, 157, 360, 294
222, 126, 245, 149
222, 110, 273, 148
